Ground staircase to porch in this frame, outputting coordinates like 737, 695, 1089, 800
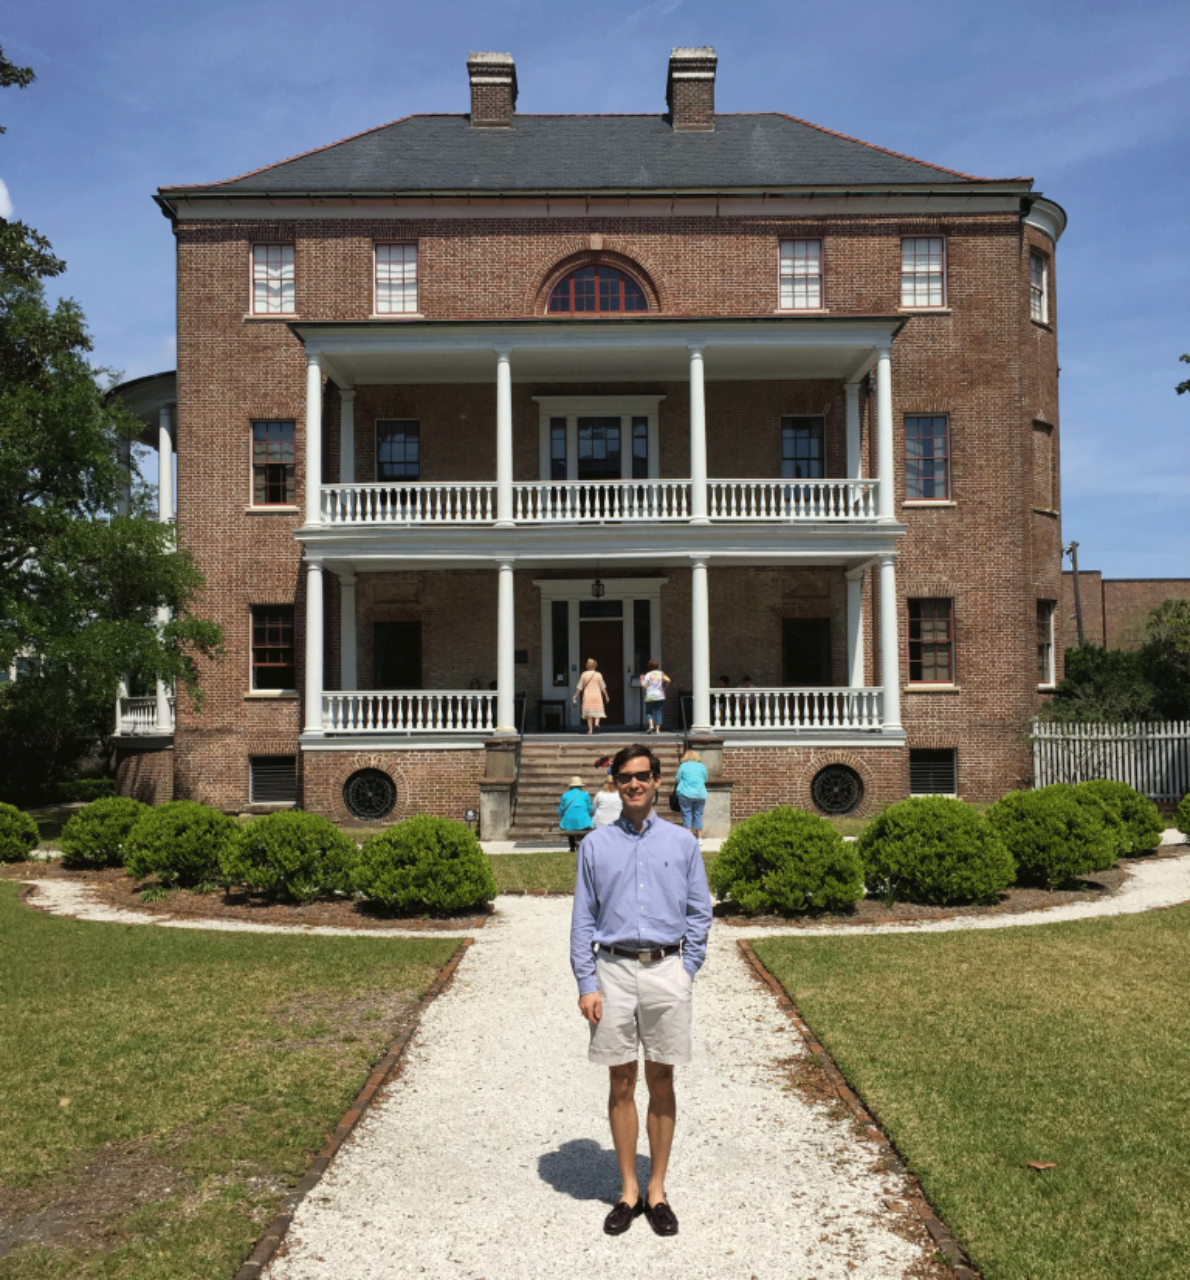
508, 736, 686, 839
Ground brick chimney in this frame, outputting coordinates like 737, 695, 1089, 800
666, 47, 717, 131
468, 52, 517, 128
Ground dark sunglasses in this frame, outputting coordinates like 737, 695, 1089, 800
614, 770, 657, 785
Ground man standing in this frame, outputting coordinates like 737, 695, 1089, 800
570, 742, 713, 1237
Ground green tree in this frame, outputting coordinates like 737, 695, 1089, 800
0, 48, 222, 802
1177, 353, 1189, 397
1138, 598, 1190, 719
1040, 645, 1159, 724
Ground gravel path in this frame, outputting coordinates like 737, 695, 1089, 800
265, 893, 934, 1280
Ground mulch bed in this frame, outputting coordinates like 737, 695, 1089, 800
0, 863, 489, 931
715, 844, 1188, 929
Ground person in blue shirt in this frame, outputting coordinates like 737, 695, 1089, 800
557, 776, 593, 852
570, 742, 713, 1240
673, 749, 709, 841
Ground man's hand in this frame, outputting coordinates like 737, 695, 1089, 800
578, 992, 602, 1024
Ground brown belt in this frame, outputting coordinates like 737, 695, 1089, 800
602, 943, 681, 963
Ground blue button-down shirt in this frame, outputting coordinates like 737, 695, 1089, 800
570, 814, 713, 996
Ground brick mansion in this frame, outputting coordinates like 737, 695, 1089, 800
113, 47, 1066, 834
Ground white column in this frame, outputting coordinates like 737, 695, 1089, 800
846, 568, 865, 687
875, 346, 894, 520
157, 406, 174, 522
303, 560, 325, 735
688, 345, 709, 524
115, 677, 128, 735
844, 381, 862, 479
304, 353, 323, 526
495, 350, 514, 527
339, 388, 356, 485
155, 405, 175, 730
691, 558, 711, 732
879, 553, 901, 730
340, 573, 357, 691
495, 561, 516, 733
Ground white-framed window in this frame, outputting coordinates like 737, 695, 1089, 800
779, 239, 823, 310
1037, 600, 1056, 686
900, 236, 945, 308
251, 244, 295, 315
375, 243, 419, 314
1030, 251, 1048, 324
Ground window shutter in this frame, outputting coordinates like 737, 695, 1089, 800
249, 756, 298, 804
909, 749, 957, 795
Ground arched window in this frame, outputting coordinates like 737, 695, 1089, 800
548, 265, 648, 314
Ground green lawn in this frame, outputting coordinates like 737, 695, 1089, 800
488, 849, 716, 894
754, 908, 1190, 1280
0, 881, 459, 1279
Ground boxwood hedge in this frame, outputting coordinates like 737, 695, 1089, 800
124, 801, 240, 888
221, 810, 357, 902
353, 816, 497, 914
0, 803, 39, 862
59, 796, 148, 868
986, 785, 1117, 888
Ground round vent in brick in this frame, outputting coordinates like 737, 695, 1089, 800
810, 765, 864, 815
343, 769, 397, 821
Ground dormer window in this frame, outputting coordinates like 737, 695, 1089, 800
548, 266, 648, 314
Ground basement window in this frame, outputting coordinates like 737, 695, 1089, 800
249, 756, 298, 804
909, 748, 957, 796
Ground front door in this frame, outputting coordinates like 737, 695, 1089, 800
579, 606, 624, 723
375, 621, 422, 689
783, 618, 830, 685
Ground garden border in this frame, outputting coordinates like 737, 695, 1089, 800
737, 939, 980, 1280
233, 936, 474, 1280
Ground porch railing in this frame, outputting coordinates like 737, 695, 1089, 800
323, 691, 497, 733
318, 478, 881, 526
710, 687, 883, 731
322, 483, 497, 525
707, 479, 878, 521
513, 481, 690, 522
116, 695, 176, 734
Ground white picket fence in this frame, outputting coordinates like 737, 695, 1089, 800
1031, 720, 1190, 802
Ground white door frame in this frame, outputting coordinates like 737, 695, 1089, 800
534, 396, 664, 481
534, 577, 668, 728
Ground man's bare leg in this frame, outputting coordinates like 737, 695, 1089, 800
607, 1061, 640, 1204
644, 1060, 676, 1206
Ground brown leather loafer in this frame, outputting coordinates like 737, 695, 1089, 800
603, 1198, 644, 1235
645, 1198, 679, 1236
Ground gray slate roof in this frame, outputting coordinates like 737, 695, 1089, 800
164, 114, 1012, 196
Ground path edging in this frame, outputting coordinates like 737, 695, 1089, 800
233, 937, 474, 1280
737, 939, 980, 1280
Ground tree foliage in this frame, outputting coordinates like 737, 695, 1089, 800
0, 50, 222, 802
1177, 352, 1189, 397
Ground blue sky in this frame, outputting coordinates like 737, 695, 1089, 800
3, 0, 1188, 578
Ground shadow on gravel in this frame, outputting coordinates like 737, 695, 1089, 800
537, 1139, 649, 1204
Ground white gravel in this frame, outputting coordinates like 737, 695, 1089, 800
266, 894, 933, 1280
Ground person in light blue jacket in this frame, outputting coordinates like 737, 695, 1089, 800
674, 749, 709, 840
558, 775, 594, 851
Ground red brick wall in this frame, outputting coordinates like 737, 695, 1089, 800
170, 204, 1061, 812
1061, 572, 1190, 651
301, 748, 485, 827
724, 745, 907, 819
116, 747, 175, 805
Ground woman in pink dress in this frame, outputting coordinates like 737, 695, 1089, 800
573, 658, 609, 734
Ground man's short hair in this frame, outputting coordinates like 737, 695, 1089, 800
611, 743, 662, 778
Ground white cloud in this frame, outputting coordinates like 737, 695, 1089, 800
0, 179, 12, 220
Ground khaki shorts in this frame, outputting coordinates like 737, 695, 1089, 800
588, 950, 694, 1067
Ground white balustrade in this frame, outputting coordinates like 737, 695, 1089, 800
323, 691, 496, 733
512, 481, 690, 522
319, 479, 880, 526
707, 479, 878, 521
322, 483, 497, 525
710, 687, 883, 731
117, 695, 176, 734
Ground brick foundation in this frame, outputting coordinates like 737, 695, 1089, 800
116, 747, 175, 805
300, 748, 485, 827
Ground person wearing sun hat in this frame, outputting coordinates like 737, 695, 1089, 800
558, 775, 594, 852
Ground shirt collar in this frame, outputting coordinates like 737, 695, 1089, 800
616, 812, 655, 837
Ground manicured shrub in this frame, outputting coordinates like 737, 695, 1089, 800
986, 785, 1118, 888
708, 806, 864, 914
58, 797, 148, 868
857, 796, 1015, 906
221, 810, 358, 902
0, 803, 40, 862
353, 816, 497, 914
1075, 780, 1163, 857
124, 801, 240, 888
1178, 794, 1190, 839
56, 778, 117, 804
